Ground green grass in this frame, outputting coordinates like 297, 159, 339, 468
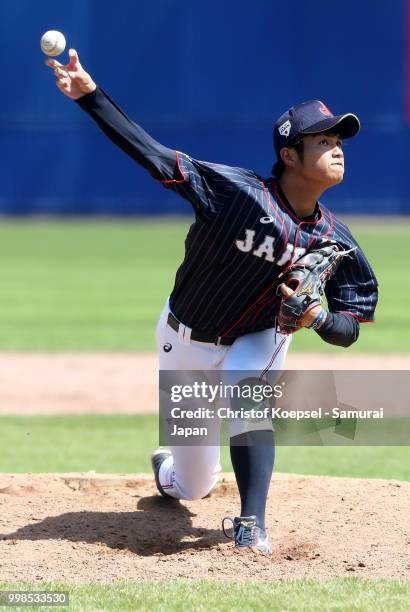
0, 579, 409, 611
0, 220, 181, 351
0, 219, 407, 351
0, 415, 408, 480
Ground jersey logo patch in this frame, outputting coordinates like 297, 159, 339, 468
260, 216, 275, 224
278, 120, 291, 137
163, 343, 172, 353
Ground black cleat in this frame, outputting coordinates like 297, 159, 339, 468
151, 449, 172, 498
222, 515, 272, 554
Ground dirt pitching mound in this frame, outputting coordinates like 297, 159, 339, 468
0, 473, 408, 583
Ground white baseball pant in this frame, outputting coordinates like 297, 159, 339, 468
155, 299, 291, 500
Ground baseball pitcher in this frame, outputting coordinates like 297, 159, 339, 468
45, 49, 378, 554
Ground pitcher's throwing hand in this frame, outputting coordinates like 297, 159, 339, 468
45, 49, 96, 100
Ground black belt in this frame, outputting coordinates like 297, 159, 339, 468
167, 312, 236, 346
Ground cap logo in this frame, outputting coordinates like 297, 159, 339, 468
318, 102, 332, 117
278, 120, 291, 137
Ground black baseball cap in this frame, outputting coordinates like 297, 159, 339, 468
273, 100, 360, 156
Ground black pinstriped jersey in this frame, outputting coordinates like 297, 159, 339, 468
77, 88, 378, 339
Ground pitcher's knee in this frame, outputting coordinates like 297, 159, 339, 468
179, 476, 219, 500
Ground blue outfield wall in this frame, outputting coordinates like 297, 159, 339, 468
0, 0, 408, 215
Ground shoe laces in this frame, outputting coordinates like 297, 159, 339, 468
222, 516, 258, 546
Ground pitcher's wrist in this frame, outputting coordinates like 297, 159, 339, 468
308, 309, 327, 330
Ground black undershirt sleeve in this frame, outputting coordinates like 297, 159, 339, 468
75, 86, 239, 217
315, 312, 359, 348
76, 87, 177, 180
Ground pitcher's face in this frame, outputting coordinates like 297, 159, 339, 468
298, 133, 345, 187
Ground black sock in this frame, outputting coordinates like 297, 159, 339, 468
229, 429, 275, 532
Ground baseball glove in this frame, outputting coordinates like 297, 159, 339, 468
276, 241, 355, 334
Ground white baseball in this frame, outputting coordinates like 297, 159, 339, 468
40, 31, 66, 57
